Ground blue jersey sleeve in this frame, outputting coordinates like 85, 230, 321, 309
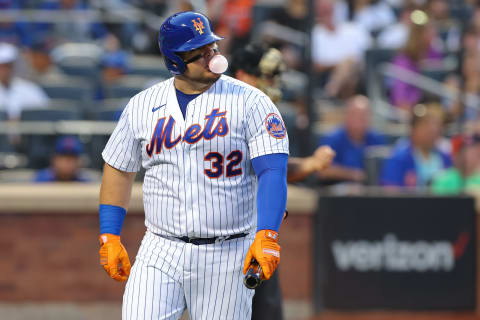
251, 153, 288, 232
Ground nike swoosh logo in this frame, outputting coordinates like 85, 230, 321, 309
152, 104, 166, 112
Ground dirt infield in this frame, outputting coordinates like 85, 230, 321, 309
310, 311, 480, 320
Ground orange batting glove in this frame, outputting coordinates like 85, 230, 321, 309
99, 233, 131, 282
243, 230, 280, 280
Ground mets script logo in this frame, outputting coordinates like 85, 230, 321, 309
265, 113, 286, 139
146, 109, 228, 157
192, 18, 205, 35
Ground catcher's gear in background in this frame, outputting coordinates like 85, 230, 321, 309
230, 43, 286, 103
158, 11, 223, 75
99, 233, 131, 282
243, 230, 280, 280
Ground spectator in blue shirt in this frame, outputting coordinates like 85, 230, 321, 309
100, 33, 130, 83
381, 103, 451, 187
319, 95, 386, 183
35, 136, 92, 182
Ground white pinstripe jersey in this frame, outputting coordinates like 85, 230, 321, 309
102, 75, 289, 238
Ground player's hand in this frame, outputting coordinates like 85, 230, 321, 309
311, 145, 335, 172
243, 230, 280, 280
99, 233, 131, 282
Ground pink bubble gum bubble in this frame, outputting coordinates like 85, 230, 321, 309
208, 55, 228, 74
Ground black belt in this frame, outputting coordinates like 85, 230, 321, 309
175, 233, 248, 245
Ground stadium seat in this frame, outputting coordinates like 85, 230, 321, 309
40, 77, 94, 102
95, 109, 123, 122
129, 55, 171, 78
87, 102, 126, 169
277, 102, 299, 156
0, 111, 13, 153
251, 4, 277, 31
20, 109, 81, 169
45, 99, 81, 111
364, 145, 392, 185
51, 43, 102, 78
57, 56, 100, 78
102, 75, 150, 99
20, 109, 80, 121
365, 48, 395, 100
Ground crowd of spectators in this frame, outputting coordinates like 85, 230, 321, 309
1, 0, 480, 193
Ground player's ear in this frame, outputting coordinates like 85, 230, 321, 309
236, 70, 246, 81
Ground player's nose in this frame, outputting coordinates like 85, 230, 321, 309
204, 44, 219, 59
204, 49, 216, 61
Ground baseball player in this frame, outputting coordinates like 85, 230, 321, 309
98, 11, 288, 320
230, 43, 335, 320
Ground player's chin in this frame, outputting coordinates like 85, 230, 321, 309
206, 69, 221, 78
199, 71, 221, 83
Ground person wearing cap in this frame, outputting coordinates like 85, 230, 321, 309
431, 133, 480, 194
100, 33, 130, 84
231, 42, 335, 320
380, 102, 452, 187
0, 42, 49, 120
34, 136, 91, 182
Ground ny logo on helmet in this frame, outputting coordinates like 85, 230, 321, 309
192, 18, 205, 34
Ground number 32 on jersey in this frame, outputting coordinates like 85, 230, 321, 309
204, 150, 242, 178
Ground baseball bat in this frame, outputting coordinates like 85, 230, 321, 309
243, 259, 262, 289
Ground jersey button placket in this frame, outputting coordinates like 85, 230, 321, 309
182, 110, 195, 236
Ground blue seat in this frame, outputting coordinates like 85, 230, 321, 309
251, 4, 276, 31
88, 104, 125, 169
41, 84, 93, 102
365, 48, 395, 101
103, 84, 143, 99
57, 61, 100, 79
0, 111, 13, 152
95, 109, 122, 121
20, 109, 81, 169
50, 43, 102, 79
102, 76, 150, 99
129, 55, 171, 78
21, 109, 80, 121
129, 66, 170, 78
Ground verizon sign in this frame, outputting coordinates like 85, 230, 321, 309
332, 232, 470, 272
314, 195, 476, 311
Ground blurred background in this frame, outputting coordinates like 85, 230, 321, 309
0, 0, 480, 319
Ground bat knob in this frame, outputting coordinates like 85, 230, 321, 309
243, 262, 262, 289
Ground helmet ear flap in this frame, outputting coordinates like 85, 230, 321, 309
162, 49, 186, 75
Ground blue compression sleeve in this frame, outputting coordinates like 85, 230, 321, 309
251, 153, 288, 232
99, 204, 127, 235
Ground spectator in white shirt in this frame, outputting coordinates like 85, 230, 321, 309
313, 0, 372, 98
0, 42, 49, 120
353, 0, 397, 35
377, 5, 415, 49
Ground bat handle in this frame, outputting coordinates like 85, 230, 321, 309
243, 259, 262, 289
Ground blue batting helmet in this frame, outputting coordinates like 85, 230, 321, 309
158, 11, 223, 75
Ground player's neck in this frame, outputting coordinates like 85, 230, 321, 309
174, 76, 215, 94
